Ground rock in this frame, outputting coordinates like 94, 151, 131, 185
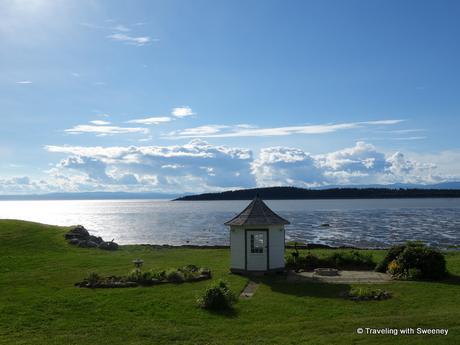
68, 238, 80, 245
98, 241, 119, 251
65, 225, 118, 250
86, 241, 98, 248
78, 240, 89, 248
66, 225, 90, 239
64, 233, 77, 240
88, 235, 103, 244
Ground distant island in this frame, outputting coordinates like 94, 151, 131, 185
174, 186, 460, 201
0, 191, 180, 201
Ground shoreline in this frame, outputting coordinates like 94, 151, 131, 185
137, 243, 380, 250
134, 243, 459, 251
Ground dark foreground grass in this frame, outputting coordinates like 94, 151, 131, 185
0, 219, 459, 344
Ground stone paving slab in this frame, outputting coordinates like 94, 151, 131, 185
287, 270, 392, 284
240, 280, 259, 299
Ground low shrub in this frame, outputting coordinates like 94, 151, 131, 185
197, 280, 236, 311
376, 242, 447, 280
286, 250, 375, 271
329, 251, 375, 270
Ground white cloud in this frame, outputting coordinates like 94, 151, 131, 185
173, 125, 229, 136
385, 129, 425, 134
64, 124, 148, 136
362, 120, 405, 125
3, 141, 459, 194
16, 80, 32, 84
166, 119, 404, 139
112, 24, 131, 32
108, 33, 152, 46
252, 147, 324, 187
45, 139, 254, 192
90, 120, 111, 125
171, 106, 195, 118
316, 142, 388, 173
127, 116, 172, 125
253, 142, 443, 187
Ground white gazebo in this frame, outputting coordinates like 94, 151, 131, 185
224, 196, 290, 274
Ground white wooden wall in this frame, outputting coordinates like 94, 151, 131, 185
230, 225, 285, 271
230, 226, 245, 270
268, 226, 285, 269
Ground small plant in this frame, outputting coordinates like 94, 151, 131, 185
165, 269, 185, 283
151, 270, 167, 281
182, 264, 199, 272
197, 280, 236, 311
291, 242, 300, 260
347, 287, 392, 301
387, 260, 400, 275
87, 272, 100, 286
198, 267, 211, 277
127, 269, 142, 282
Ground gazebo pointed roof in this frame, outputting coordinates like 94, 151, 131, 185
224, 196, 290, 226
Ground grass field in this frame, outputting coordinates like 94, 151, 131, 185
1, 219, 459, 344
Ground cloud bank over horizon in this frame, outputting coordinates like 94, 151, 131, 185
0, 140, 456, 195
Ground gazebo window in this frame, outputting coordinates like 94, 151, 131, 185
250, 233, 264, 254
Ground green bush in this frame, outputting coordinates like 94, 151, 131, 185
376, 242, 447, 280
375, 242, 427, 272
197, 280, 236, 310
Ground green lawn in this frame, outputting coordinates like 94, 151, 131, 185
0, 219, 459, 345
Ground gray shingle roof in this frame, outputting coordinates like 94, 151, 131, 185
224, 196, 290, 226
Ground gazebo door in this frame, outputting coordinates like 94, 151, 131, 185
246, 230, 268, 271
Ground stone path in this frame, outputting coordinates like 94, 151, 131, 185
287, 270, 392, 284
240, 280, 259, 299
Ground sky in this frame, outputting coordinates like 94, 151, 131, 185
1, 0, 460, 194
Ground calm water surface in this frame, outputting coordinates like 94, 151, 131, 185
0, 199, 459, 248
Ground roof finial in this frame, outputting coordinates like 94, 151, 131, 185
255, 192, 260, 199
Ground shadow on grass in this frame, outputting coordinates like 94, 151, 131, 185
417, 273, 460, 286
206, 307, 239, 318
252, 275, 351, 299
445, 274, 460, 285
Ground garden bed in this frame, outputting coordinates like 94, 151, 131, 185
75, 265, 211, 288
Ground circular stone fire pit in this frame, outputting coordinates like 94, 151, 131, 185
314, 268, 340, 276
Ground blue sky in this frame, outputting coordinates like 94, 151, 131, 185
1, 0, 460, 194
